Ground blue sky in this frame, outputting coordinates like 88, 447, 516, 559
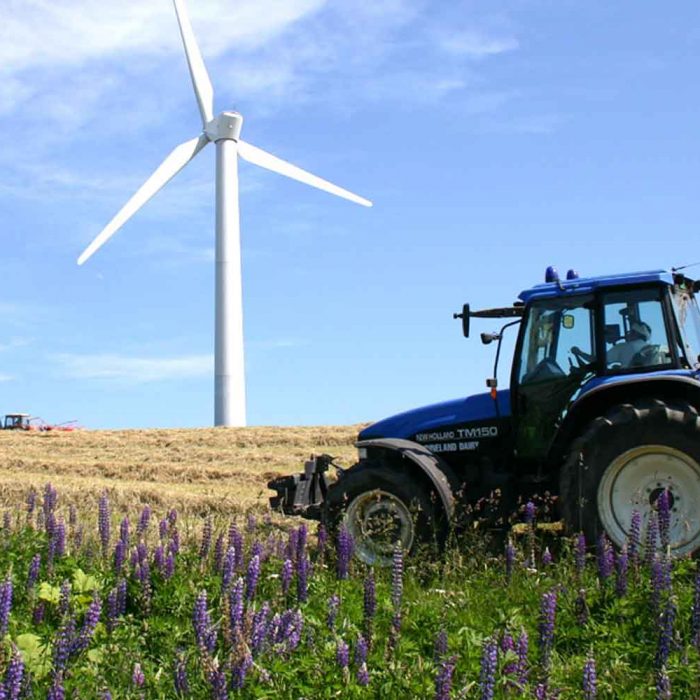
1, 0, 699, 429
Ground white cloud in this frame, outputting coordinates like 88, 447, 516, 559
0, 374, 14, 382
437, 30, 519, 58
53, 353, 213, 382
0, 337, 31, 352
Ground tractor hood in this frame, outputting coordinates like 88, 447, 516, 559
358, 390, 511, 442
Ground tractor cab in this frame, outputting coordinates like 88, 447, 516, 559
3, 413, 32, 430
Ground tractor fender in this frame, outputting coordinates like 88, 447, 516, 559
355, 438, 459, 520
549, 373, 700, 466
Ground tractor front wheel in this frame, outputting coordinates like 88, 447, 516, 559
324, 462, 440, 566
561, 399, 700, 556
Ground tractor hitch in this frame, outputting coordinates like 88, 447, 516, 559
267, 453, 334, 520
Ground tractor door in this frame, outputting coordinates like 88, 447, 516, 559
512, 294, 597, 462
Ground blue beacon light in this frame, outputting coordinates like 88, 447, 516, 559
566, 269, 579, 280
545, 266, 560, 283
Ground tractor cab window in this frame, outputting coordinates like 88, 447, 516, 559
601, 289, 673, 370
518, 295, 595, 385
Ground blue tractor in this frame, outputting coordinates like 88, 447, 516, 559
269, 267, 700, 564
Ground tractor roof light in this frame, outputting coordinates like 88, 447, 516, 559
545, 266, 560, 283
566, 269, 579, 280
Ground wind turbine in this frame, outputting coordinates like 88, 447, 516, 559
78, 0, 372, 427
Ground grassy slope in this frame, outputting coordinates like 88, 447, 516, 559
0, 425, 362, 515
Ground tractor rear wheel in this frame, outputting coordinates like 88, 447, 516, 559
560, 399, 700, 556
324, 462, 440, 566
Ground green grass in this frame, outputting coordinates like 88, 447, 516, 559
0, 493, 699, 698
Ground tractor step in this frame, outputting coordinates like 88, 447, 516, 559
267, 454, 334, 520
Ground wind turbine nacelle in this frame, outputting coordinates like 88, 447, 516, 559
206, 112, 244, 142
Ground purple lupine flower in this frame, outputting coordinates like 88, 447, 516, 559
106, 588, 119, 632
250, 540, 264, 565
542, 547, 553, 567
391, 543, 404, 611
317, 524, 328, 556
47, 681, 65, 700
597, 532, 614, 581
505, 539, 516, 581
43, 483, 57, 535
355, 634, 369, 666
53, 615, 76, 675
336, 638, 350, 670
655, 597, 676, 669
132, 662, 145, 687
657, 489, 671, 550
4, 645, 24, 700
58, 579, 71, 618
336, 526, 354, 580
628, 510, 642, 566
117, 578, 127, 616
246, 554, 261, 601
651, 555, 671, 614
538, 589, 557, 670
159, 517, 168, 541
174, 655, 189, 696
26, 489, 37, 524
363, 572, 376, 639
214, 533, 225, 573
357, 663, 370, 686
72, 593, 102, 655
193, 590, 213, 653
229, 578, 244, 633
0, 577, 13, 636
524, 500, 536, 525
113, 540, 127, 573
168, 530, 180, 556
434, 629, 448, 663
251, 603, 271, 654
228, 524, 243, 570
575, 533, 586, 577
73, 525, 84, 551
153, 544, 165, 572
615, 547, 629, 597
222, 547, 236, 591
119, 517, 130, 548
691, 562, 700, 646
167, 508, 178, 527
27, 553, 41, 590
575, 588, 589, 626
98, 491, 110, 555
281, 558, 293, 596
297, 552, 309, 603
246, 513, 257, 533
137, 505, 151, 536
231, 651, 253, 690
53, 519, 66, 558
434, 655, 457, 700
208, 668, 228, 700
32, 601, 45, 625
646, 512, 659, 565
478, 638, 498, 700
656, 667, 671, 700
327, 594, 340, 631
164, 553, 175, 579
501, 631, 516, 677
101, 691, 112, 700
296, 523, 308, 557
534, 683, 548, 699
199, 518, 212, 561
583, 654, 597, 699
283, 609, 304, 651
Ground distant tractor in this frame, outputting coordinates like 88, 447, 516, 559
3, 414, 33, 430
270, 267, 700, 564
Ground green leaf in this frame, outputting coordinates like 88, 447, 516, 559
73, 568, 99, 594
38, 582, 60, 604
15, 633, 52, 680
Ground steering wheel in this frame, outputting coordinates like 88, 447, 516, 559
569, 346, 591, 369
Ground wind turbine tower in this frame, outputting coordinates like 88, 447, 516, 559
77, 0, 372, 427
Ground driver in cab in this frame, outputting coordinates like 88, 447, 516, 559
571, 320, 652, 369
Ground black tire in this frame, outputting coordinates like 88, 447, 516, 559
560, 399, 700, 556
323, 461, 441, 566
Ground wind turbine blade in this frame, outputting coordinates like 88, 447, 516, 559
77, 135, 208, 265
173, 0, 214, 125
238, 140, 373, 208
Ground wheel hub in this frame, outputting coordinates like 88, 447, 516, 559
597, 445, 700, 556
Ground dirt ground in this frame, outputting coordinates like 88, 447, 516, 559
0, 425, 362, 517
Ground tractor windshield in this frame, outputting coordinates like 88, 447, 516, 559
672, 285, 700, 368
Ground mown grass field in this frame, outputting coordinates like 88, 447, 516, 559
0, 426, 361, 515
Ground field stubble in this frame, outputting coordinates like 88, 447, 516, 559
0, 425, 362, 515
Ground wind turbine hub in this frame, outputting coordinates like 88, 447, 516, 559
205, 112, 244, 142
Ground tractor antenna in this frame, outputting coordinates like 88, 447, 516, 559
672, 261, 700, 272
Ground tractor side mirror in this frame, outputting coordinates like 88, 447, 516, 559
480, 332, 501, 345
453, 303, 470, 337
